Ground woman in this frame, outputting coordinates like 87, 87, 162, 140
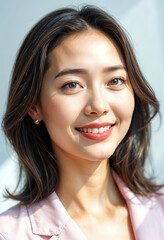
0, 6, 163, 240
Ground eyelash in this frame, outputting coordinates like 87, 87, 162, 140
61, 81, 81, 89
61, 78, 126, 90
107, 78, 126, 86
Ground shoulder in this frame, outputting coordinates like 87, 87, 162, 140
154, 187, 164, 209
0, 192, 71, 240
112, 170, 164, 216
139, 187, 164, 210
0, 203, 34, 240
134, 189, 164, 237
113, 171, 164, 237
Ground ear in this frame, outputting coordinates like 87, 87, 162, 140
28, 103, 42, 122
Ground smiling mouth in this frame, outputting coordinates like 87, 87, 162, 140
76, 125, 112, 134
75, 124, 115, 140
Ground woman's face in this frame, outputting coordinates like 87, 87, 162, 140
37, 29, 135, 162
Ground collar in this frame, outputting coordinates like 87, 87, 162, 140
112, 171, 164, 239
27, 171, 164, 239
28, 192, 70, 237
28, 191, 87, 240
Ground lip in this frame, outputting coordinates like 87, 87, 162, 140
75, 123, 115, 141
76, 122, 113, 128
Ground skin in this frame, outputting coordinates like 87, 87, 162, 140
29, 29, 135, 240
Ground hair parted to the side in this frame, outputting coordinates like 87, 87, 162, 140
2, 6, 163, 205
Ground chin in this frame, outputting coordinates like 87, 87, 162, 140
81, 149, 115, 162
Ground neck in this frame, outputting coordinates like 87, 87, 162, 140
56, 151, 125, 217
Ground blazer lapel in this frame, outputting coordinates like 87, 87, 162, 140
27, 192, 87, 239
112, 171, 164, 240
27, 171, 164, 240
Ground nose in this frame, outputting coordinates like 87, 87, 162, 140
84, 88, 110, 117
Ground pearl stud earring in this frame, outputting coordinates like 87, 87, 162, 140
34, 119, 39, 125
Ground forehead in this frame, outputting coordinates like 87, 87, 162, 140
47, 29, 125, 70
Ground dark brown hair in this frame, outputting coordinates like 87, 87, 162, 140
2, 6, 163, 205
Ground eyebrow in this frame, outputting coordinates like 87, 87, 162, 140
54, 65, 126, 79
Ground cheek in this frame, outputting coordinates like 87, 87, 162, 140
41, 95, 82, 128
114, 90, 135, 122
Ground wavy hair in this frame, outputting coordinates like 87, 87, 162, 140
2, 6, 162, 204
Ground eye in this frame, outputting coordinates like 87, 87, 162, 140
62, 81, 81, 89
108, 78, 125, 86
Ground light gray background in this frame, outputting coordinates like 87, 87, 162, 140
0, 0, 164, 212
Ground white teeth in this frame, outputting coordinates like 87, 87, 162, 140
99, 127, 104, 133
78, 126, 111, 134
93, 128, 99, 133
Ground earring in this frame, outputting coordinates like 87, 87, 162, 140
34, 119, 40, 125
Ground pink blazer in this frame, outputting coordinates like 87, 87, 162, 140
0, 172, 164, 240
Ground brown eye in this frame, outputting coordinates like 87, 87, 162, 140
62, 82, 80, 89
108, 78, 125, 86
